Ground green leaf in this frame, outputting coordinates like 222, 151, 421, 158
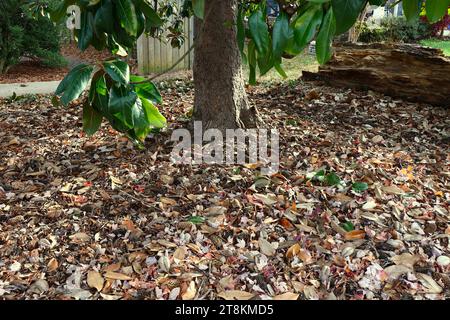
272, 12, 292, 63
341, 221, 354, 232
237, 6, 247, 63
426, 0, 450, 23
188, 216, 206, 225
274, 63, 288, 79
248, 40, 257, 85
114, 0, 138, 36
103, 60, 130, 84
403, 0, 423, 21
192, 0, 205, 19
287, 4, 323, 55
137, 0, 163, 28
109, 85, 138, 128
140, 98, 166, 128
368, 0, 385, 5
316, 7, 336, 65
331, 0, 367, 35
50, 0, 76, 23
56, 64, 94, 106
94, 0, 115, 34
130, 76, 162, 104
249, 9, 270, 56
352, 182, 368, 192
325, 172, 341, 186
83, 102, 103, 136
90, 75, 109, 114
78, 11, 95, 51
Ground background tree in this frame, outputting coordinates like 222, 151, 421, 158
41, 0, 450, 144
0, 0, 67, 74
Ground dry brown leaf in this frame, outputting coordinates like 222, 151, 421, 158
87, 271, 104, 292
173, 247, 187, 262
69, 232, 90, 243
160, 197, 177, 205
417, 273, 443, 294
273, 292, 299, 300
217, 290, 255, 300
391, 253, 421, 269
344, 230, 366, 240
286, 243, 301, 259
382, 185, 405, 195
181, 281, 197, 300
259, 238, 276, 256
104, 271, 132, 281
103, 263, 121, 272
47, 258, 58, 272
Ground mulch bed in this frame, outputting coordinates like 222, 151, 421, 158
0, 80, 449, 300
0, 61, 68, 84
0, 44, 137, 84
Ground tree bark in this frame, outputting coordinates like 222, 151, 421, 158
193, 0, 258, 132
303, 43, 450, 107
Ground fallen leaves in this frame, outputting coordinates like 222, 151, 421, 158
0, 80, 448, 301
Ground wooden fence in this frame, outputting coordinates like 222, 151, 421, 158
137, 17, 194, 75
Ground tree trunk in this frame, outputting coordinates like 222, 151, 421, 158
302, 43, 450, 107
193, 0, 258, 132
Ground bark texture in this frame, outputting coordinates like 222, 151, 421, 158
193, 0, 258, 131
303, 43, 450, 107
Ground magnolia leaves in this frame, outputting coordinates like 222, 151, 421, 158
192, 0, 205, 20
51, 0, 161, 54
331, 0, 367, 35
55, 59, 166, 143
403, 0, 450, 23
425, 0, 450, 23
56, 64, 94, 106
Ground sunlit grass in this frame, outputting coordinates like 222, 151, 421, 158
420, 38, 450, 56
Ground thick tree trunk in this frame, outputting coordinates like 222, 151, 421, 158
303, 43, 450, 107
193, 0, 258, 132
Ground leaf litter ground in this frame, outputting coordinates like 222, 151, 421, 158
0, 79, 449, 300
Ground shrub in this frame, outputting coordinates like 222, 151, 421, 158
359, 16, 431, 44
0, 0, 67, 74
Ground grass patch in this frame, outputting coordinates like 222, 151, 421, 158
420, 38, 450, 56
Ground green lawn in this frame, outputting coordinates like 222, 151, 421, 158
420, 38, 450, 56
